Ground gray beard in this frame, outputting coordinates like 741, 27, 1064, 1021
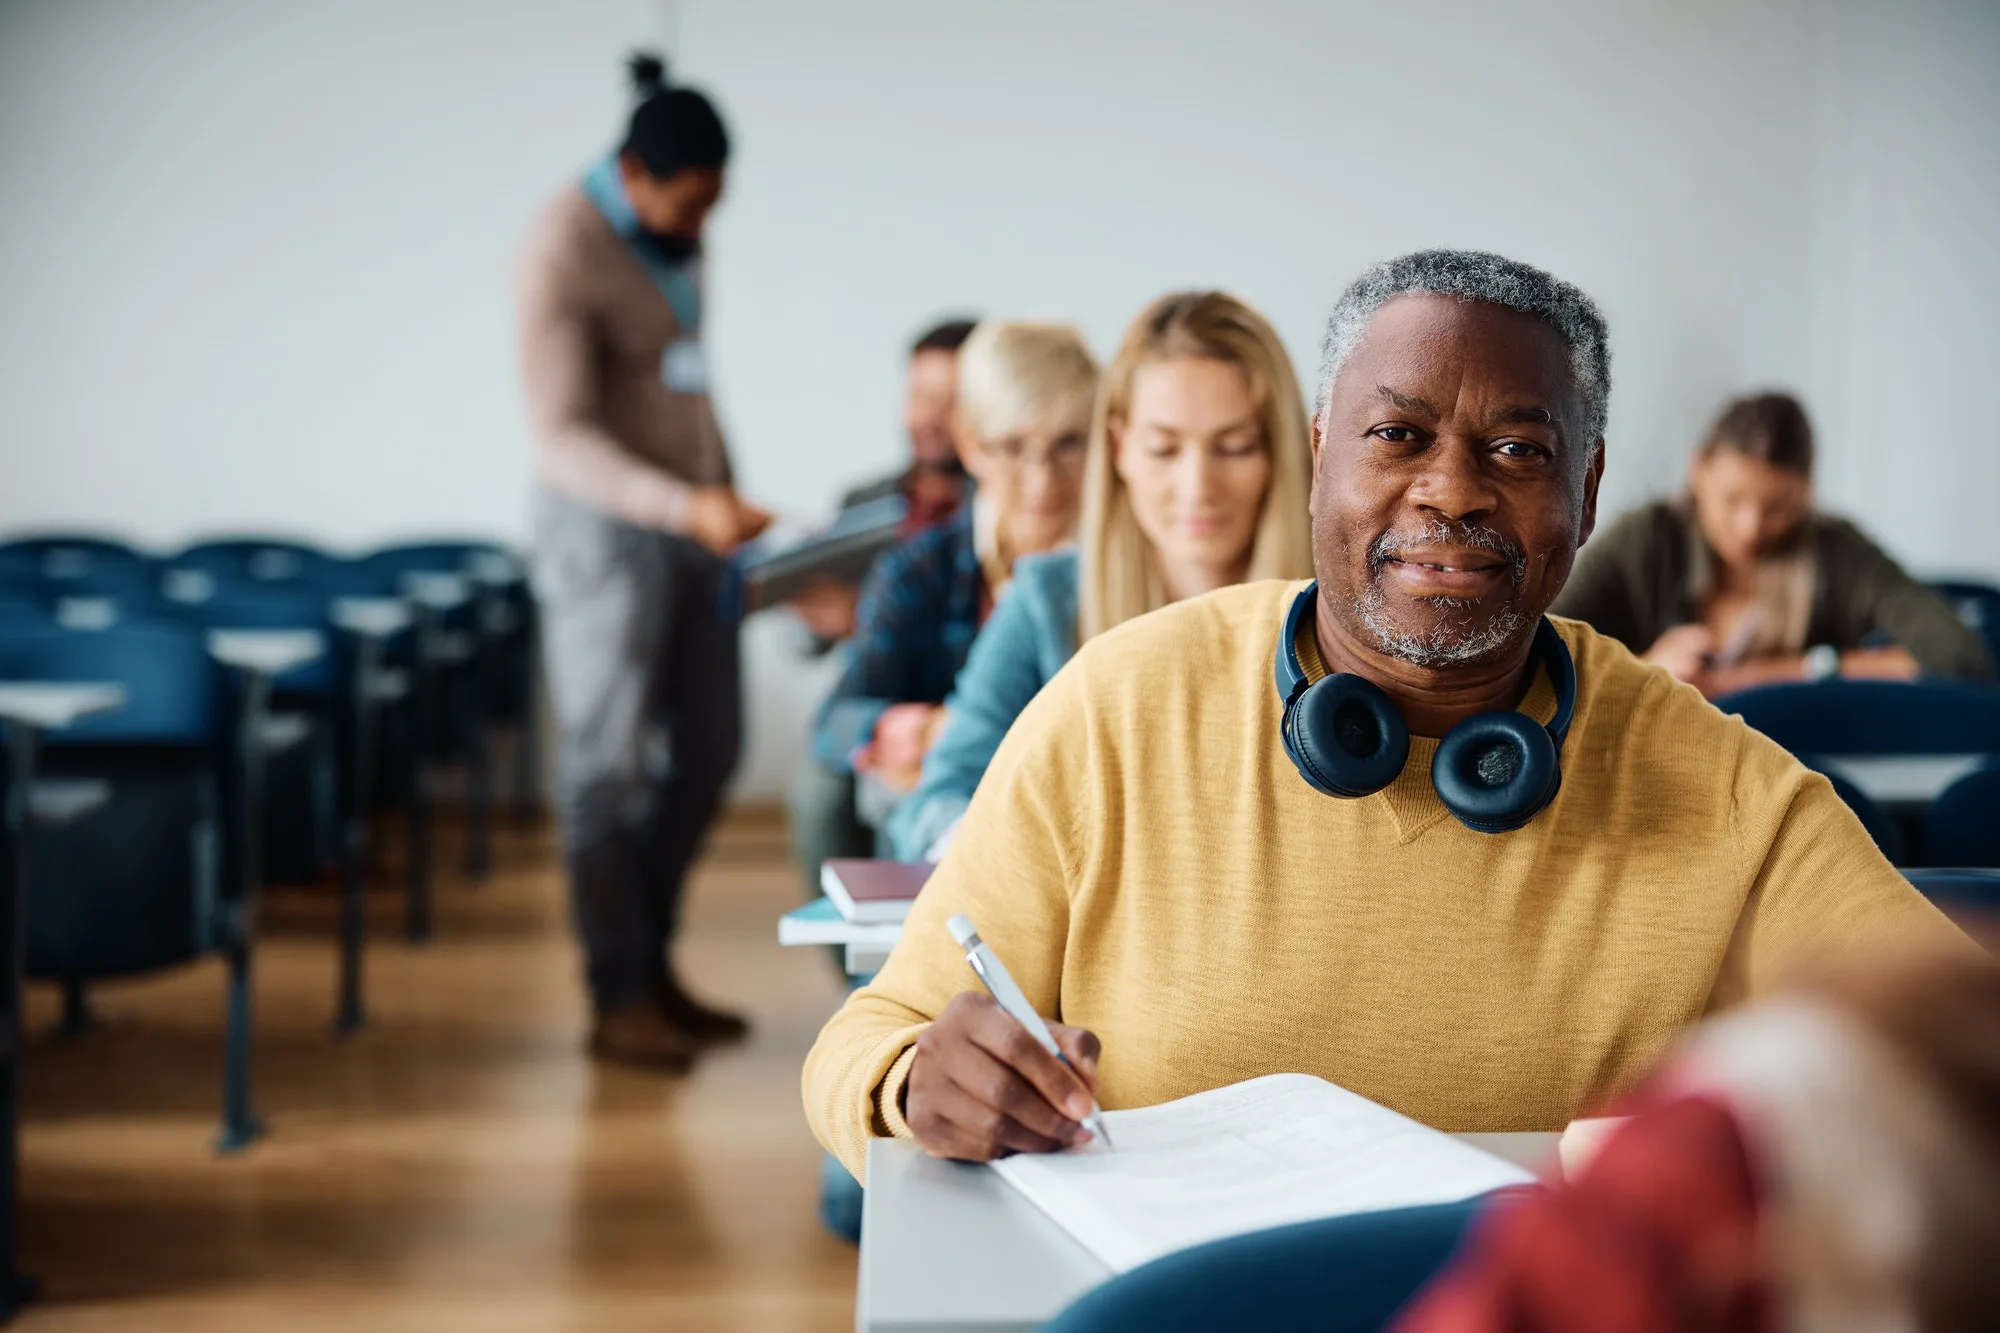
1352, 516, 1531, 667
1354, 584, 1529, 666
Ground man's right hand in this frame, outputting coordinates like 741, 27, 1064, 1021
685, 486, 775, 557
1642, 623, 1717, 683
903, 991, 1102, 1161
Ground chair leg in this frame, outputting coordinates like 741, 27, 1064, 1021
404, 649, 436, 944
404, 774, 433, 943
56, 978, 93, 1037
463, 687, 493, 884
335, 818, 366, 1035
215, 937, 263, 1154
511, 622, 542, 827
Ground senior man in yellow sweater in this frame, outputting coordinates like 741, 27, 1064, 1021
804, 250, 1960, 1181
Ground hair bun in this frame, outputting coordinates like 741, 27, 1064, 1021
627, 50, 668, 98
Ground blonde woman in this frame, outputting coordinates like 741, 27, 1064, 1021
888, 291, 1313, 861
808, 321, 1098, 800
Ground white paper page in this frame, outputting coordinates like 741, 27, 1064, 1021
990, 1073, 1534, 1273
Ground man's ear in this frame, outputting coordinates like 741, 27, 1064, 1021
1310, 408, 1326, 482
1578, 439, 1606, 546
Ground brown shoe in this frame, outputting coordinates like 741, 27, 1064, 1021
589, 1003, 699, 1070
659, 976, 751, 1046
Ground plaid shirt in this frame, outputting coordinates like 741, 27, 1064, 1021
812, 507, 986, 771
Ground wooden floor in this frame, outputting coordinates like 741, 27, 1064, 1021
18, 808, 860, 1331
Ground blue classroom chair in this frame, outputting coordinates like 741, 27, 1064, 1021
1924, 764, 2000, 868
170, 536, 342, 587
1928, 579, 2000, 671
363, 541, 538, 880
0, 535, 149, 583
1799, 755, 1905, 864
1045, 1197, 1488, 1333
1716, 679, 2000, 757
1903, 868, 2000, 918
0, 622, 264, 1150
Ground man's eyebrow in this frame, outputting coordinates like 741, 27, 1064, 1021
1374, 386, 1438, 415
1494, 405, 1556, 427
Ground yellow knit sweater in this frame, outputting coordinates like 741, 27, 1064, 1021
803, 581, 1958, 1182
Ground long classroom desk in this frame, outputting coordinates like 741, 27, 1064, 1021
856, 1132, 1556, 1333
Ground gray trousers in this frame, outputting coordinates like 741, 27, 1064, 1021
532, 489, 741, 1010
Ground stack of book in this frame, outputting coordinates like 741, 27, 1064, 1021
818, 858, 933, 925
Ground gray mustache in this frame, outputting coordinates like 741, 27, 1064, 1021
1368, 518, 1526, 575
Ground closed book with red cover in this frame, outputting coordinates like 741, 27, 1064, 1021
819, 859, 933, 924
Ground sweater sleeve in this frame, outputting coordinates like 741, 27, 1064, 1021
516, 231, 695, 532
1819, 519, 1995, 680
885, 574, 1065, 860
803, 657, 1092, 1182
1711, 730, 1969, 1009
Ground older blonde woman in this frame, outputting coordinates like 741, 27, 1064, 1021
888, 291, 1314, 860
808, 320, 1099, 793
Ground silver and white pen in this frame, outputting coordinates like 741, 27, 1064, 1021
947, 912, 1113, 1150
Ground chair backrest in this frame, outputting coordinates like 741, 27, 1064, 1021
0, 534, 149, 581
365, 540, 530, 610
1801, 755, 1905, 864
1718, 679, 2000, 756
0, 622, 224, 746
1928, 579, 2000, 667
1903, 868, 2000, 915
172, 537, 340, 585
1923, 764, 2000, 868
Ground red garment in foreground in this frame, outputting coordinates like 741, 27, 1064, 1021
1396, 1095, 1775, 1333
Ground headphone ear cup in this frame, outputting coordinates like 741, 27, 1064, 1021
1285, 674, 1410, 798
1432, 711, 1561, 833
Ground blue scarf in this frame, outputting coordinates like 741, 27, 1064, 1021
581, 154, 700, 337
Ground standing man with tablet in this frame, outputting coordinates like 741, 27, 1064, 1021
804, 249, 1965, 1177
518, 53, 772, 1069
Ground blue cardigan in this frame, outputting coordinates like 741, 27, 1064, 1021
886, 549, 1080, 859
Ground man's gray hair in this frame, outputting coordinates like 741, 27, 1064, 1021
1315, 249, 1611, 444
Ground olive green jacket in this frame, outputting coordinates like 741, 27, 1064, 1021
1552, 501, 1993, 681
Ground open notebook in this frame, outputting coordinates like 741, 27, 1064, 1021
988, 1073, 1535, 1273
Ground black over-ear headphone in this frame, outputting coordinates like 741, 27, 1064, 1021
1273, 582, 1577, 834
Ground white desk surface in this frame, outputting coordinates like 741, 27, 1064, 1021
858, 1130, 1558, 1333
332, 596, 414, 637
0, 682, 127, 731
1823, 753, 1986, 804
402, 571, 472, 611
207, 628, 325, 676
28, 778, 112, 826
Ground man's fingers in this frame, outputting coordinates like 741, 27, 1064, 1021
1050, 1024, 1102, 1095
916, 1074, 1067, 1160
950, 1043, 1088, 1146
967, 1003, 1096, 1126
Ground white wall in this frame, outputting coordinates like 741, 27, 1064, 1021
2, 0, 1995, 797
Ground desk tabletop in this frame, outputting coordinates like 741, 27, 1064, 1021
332, 596, 414, 637
207, 628, 325, 676
402, 571, 472, 611
1824, 753, 1986, 804
0, 682, 127, 731
858, 1130, 1558, 1333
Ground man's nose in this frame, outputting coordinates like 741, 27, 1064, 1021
1407, 441, 1500, 521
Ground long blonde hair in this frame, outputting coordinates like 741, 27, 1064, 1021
1076, 291, 1314, 642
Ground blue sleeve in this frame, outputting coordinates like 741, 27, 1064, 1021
886, 575, 1060, 858
811, 541, 933, 771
